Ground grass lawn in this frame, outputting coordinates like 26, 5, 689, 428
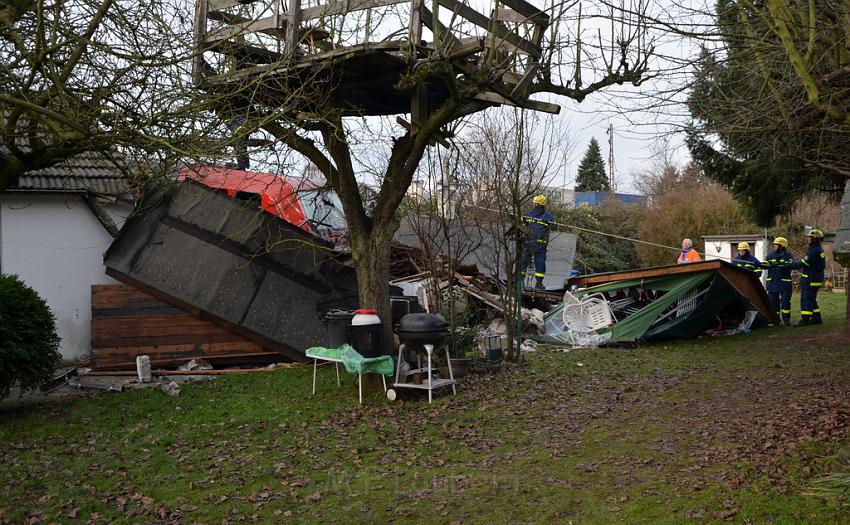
3, 291, 850, 524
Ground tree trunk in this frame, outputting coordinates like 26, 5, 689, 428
349, 221, 396, 354
505, 235, 523, 362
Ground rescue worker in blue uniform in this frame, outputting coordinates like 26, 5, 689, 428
762, 236, 794, 325
732, 242, 762, 276
787, 229, 827, 325
522, 195, 554, 290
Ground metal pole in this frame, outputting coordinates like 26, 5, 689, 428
312, 359, 317, 395
515, 238, 522, 360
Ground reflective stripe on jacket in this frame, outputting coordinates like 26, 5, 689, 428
763, 249, 793, 292
522, 208, 554, 246
733, 253, 762, 275
789, 243, 826, 287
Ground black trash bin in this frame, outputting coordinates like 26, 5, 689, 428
323, 310, 354, 348
349, 309, 383, 358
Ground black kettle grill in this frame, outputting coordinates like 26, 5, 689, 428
389, 313, 457, 403
395, 313, 450, 347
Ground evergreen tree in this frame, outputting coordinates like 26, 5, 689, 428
686, 2, 850, 225
575, 138, 609, 192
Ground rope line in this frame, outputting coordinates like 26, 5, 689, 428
471, 204, 723, 259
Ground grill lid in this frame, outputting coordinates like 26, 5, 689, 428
397, 313, 449, 333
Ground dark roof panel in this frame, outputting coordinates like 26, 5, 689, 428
104, 181, 350, 361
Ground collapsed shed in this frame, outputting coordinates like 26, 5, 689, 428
103, 180, 358, 363
541, 261, 779, 346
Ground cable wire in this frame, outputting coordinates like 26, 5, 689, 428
470, 204, 724, 259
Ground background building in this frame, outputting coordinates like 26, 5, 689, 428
702, 234, 768, 285
575, 191, 647, 207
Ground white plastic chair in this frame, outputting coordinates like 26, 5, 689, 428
563, 293, 615, 332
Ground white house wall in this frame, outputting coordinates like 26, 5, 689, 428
704, 240, 768, 263
0, 194, 132, 363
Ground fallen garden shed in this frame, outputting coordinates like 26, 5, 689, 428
542, 260, 779, 346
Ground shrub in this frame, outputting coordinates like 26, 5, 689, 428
554, 202, 643, 274
0, 274, 61, 398
636, 163, 756, 266
445, 308, 479, 359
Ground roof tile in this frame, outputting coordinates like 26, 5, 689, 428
11, 151, 131, 195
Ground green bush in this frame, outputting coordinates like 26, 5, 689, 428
445, 308, 478, 359
553, 203, 643, 274
0, 274, 61, 398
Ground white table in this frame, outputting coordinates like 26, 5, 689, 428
307, 351, 387, 404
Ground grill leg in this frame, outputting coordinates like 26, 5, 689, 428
395, 344, 405, 384
335, 362, 340, 386
382, 374, 387, 392
425, 344, 433, 404
358, 374, 362, 404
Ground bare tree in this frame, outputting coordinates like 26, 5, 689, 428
189, 0, 655, 345
455, 108, 570, 360
400, 145, 485, 315
0, 0, 298, 191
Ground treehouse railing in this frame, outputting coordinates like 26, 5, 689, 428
193, 0, 557, 115
193, 0, 548, 85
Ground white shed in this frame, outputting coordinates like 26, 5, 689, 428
0, 152, 134, 363
701, 234, 769, 285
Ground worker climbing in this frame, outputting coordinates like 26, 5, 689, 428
522, 195, 554, 290
732, 242, 762, 275
788, 229, 827, 326
762, 237, 794, 325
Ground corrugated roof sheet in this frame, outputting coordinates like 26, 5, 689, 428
394, 214, 577, 289
10, 151, 131, 195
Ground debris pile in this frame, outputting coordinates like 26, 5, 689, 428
541, 261, 778, 347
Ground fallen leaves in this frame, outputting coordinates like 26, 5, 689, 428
667, 371, 850, 488
5, 341, 850, 524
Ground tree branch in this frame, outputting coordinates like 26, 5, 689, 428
320, 116, 370, 236
531, 69, 650, 102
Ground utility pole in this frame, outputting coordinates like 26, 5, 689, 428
607, 123, 617, 192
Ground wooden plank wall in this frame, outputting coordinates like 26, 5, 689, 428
90, 284, 274, 369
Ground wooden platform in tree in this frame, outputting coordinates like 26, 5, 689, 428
193, 0, 557, 117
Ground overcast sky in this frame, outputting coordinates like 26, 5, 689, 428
546, 0, 710, 194
243, 0, 712, 195
448, 0, 711, 195
555, 93, 690, 194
